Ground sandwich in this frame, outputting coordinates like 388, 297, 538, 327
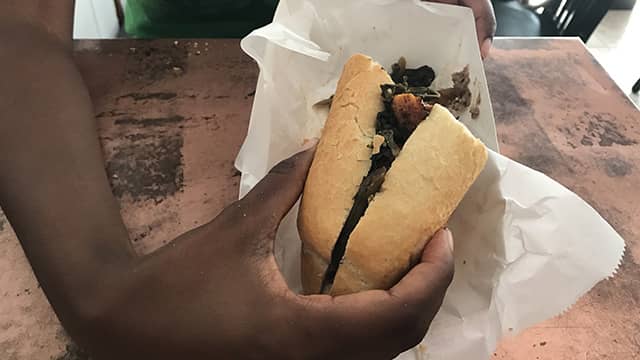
298, 54, 487, 296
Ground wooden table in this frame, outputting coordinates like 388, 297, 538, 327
0, 38, 638, 359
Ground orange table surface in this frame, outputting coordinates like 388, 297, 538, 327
0, 38, 638, 359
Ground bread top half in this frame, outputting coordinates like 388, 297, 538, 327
331, 104, 487, 294
298, 54, 392, 267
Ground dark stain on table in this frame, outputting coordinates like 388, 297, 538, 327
202, 114, 221, 130
579, 112, 637, 147
96, 110, 130, 118
603, 157, 633, 178
125, 42, 188, 83
117, 92, 178, 101
564, 112, 639, 148
485, 64, 532, 124
106, 133, 184, 202
591, 251, 640, 306
487, 54, 586, 112
114, 115, 185, 128
132, 225, 152, 243
0, 211, 5, 232
54, 343, 90, 360
518, 153, 559, 174
515, 124, 578, 176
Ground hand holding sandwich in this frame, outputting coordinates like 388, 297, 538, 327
0, 19, 454, 359
2, 3, 476, 359
68, 145, 454, 359
171, 144, 455, 359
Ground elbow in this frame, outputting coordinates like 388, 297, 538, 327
62, 288, 112, 336
51, 265, 135, 351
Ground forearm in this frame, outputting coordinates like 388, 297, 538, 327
2, 1, 74, 47
0, 17, 135, 343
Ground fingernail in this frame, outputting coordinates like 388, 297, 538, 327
301, 137, 319, 151
481, 38, 492, 59
442, 227, 454, 253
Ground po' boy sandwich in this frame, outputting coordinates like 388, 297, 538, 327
298, 54, 487, 296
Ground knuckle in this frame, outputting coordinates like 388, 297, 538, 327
439, 259, 456, 286
487, 9, 498, 32
428, 256, 455, 289
437, 260, 455, 286
489, 17, 497, 34
447, 265, 455, 283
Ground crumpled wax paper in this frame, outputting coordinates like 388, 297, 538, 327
234, 1, 626, 359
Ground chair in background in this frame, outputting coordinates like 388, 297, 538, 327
114, 0, 125, 27
492, 0, 542, 36
536, 0, 614, 42
493, 0, 613, 42
611, 0, 637, 9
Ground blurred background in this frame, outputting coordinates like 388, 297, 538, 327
73, 0, 639, 105
491, 0, 639, 105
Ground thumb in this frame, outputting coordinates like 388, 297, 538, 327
297, 229, 455, 357
389, 228, 455, 304
460, 0, 496, 59
241, 139, 318, 232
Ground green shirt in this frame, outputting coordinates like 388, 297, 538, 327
125, 0, 279, 38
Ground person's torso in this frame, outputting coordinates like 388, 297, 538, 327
125, 0, 279, 38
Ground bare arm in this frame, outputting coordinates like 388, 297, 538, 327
2, 1, 74, 46
0, 0, 137, 344
0, 3, 454, 359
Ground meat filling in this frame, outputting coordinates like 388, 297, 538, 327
320, 59, 472, 293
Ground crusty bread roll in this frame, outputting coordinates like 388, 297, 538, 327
298, 54, 487, 295
299, 54, 392, 294
331, 104, 487, 294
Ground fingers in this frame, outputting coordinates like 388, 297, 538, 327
297, 229, 455, 358
460, 0, 496, 58
388, 228, 455, 306
421, 0, 496, 58
236, 140, 318, 233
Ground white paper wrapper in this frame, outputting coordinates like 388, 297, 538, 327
235, 1, 626, 359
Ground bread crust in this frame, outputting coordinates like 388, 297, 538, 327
331, 104, 488, 295
298, 54, 392, 294
300, 244, 327, 295
299, 54, 488, 295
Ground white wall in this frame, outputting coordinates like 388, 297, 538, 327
73, 0, 123, 39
